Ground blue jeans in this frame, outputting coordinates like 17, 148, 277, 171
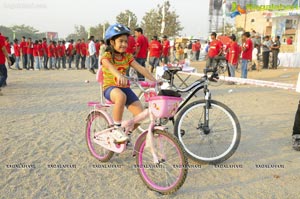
90, 54, 97, 69
0, 64, 8, 87
22, 54, 27, 69
228, 63, 236, 77
49, 57, 56, 69
241, 59, 248, 79
15, 56, 20, 69
135, 58, 146, 81
34, 56, 40, 69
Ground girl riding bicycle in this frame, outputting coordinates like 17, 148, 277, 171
101, 24, 157, 143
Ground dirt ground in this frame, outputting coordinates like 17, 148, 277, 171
1, 63, 300, 199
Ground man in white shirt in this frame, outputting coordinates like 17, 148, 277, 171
88, 35, 96, 74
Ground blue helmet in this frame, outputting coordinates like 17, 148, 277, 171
104, 24, 130, 45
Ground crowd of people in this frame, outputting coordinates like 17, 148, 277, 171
205, 30, 282, 79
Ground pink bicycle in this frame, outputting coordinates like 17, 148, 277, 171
85, 68, 188, 194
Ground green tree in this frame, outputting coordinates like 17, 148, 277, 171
141, 1, 183, 39
89, 22, 110, 40
66, 25, 88, 41
116, 10, 138, 31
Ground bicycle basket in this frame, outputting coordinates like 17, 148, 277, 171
149, 96, 182, 118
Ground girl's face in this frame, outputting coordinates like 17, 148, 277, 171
111, 35, 128, 53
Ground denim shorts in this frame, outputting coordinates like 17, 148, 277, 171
104, 86, 139, 107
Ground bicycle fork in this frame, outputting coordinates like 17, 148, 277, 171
202, 90, 211, 134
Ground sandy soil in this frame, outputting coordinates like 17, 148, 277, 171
1, 63, 300, 199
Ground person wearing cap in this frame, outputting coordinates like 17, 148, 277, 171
13, 39, 21, 70
162, 35, 170, 64
227, 34, 239, 77
101, 23, 157, 142
148, 35, 162, 73
241, 32, 253, 78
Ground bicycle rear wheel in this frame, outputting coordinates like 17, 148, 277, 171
174, 100, 241, 164
135, 130, 188, 194
86, 111, 114, 162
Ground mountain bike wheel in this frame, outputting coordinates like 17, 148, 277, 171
174, 100, 241, 164
135, 129, 188, 194
86, 111, 114, 162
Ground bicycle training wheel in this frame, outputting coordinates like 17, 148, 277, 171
174, 100, 241, 164
135, 129, 188, 194
86, 111, 114, 162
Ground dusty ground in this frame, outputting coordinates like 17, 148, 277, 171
1, 63, 300, 199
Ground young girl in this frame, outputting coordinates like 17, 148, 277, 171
101, 24, 157, 143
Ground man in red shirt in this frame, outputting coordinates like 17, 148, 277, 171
206, 32, 223, 68
48, 40, 55, 69
195, 40, 201, 61
67, 39, 74, 69
148, 35, 162, 73
80, 38, 87, 69
126, 34, 136, 55
227, 34, 239, 77
134, 27, 149, 80
61, 40, 66, 69
19, 36, 28, 69
241, 32, 253, 78
162, 35, 170, 64
33, 40, 40, 70
38, 40, 44, 69
42, 38, 48, 69
75, 39, 81, 69
56, 41, 62, 69
4, 37, 12, 69
13, 39, 21, 70
27, 38, 34, 70
0, 34, 11, 93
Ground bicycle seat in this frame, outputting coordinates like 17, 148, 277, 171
166, 67, 182, 73
213, 56, 226, 61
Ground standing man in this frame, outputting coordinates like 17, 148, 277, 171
241, 32, 253, 78
13, 39, 21, 70
148, 35, 162, 73
292, 100, 300, 151
75, 39, 81, 70
33, 40, 40, 70
20, 36, 28, 70
195, 40, 201, 61
80, 38, 87, 69
56, 41, 62, 69
262, 36, 272, 69
4, 37, 12, 69
48, 40, 55, 69
206, 32, 222, 70
227, 34, 239, 77
134, 27, 149, 81
27, 38, 34, 70
0, 33, 12, 95
42, 38, 48, 69
162, 35, 170, 64
61, 40, 67, 69
88, 36, 96, 74
38, 40, 44, 69
67, 39, 74, 69
271, 36, 280, 69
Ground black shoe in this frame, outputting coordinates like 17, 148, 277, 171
209, 73, 219, 82
89, 68, 96, 74
292, 135, 300, 151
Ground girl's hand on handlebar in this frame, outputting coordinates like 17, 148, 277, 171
116, 74, 128, 87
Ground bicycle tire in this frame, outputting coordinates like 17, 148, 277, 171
86, 111, 114, 162
135, 129, 188, 194
174, 100, 241, 164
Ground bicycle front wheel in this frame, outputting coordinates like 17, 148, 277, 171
86, 111, 114, 162
135, 130, 188, 195
174, 100, 241, 164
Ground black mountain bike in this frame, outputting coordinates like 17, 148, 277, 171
138, 67, 241, 164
